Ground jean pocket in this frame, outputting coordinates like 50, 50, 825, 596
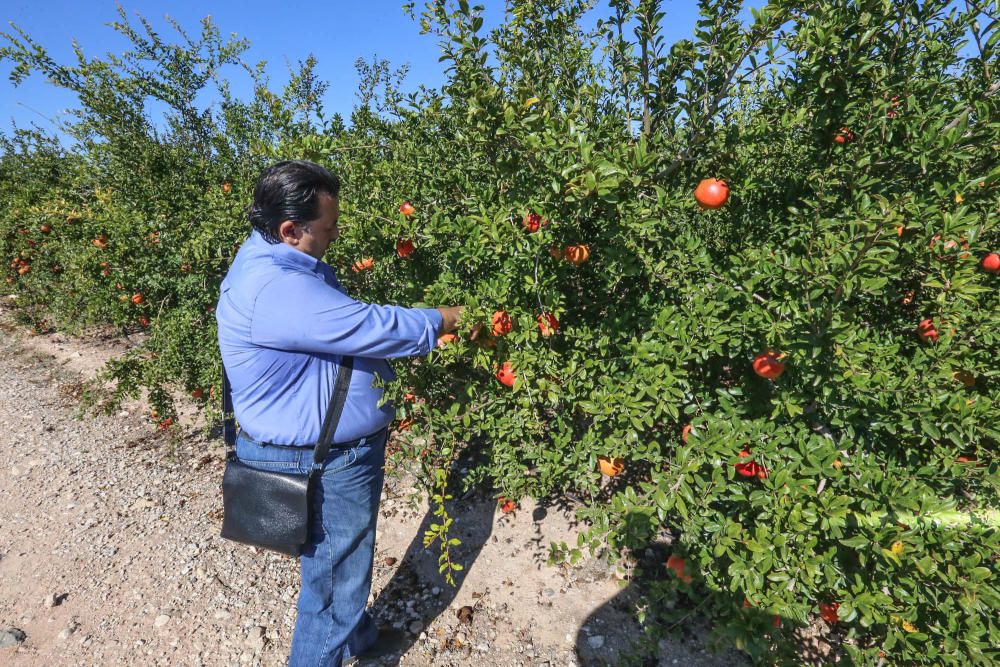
320, 447, 358, 475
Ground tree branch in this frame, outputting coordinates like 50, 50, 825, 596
941, 80, 1000, 133
654, 18, 787, 182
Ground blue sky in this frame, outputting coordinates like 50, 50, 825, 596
1, 1, 978, 141
1, 0, 446, 134
1, 0, 721, 139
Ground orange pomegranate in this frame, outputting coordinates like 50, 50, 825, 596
495, 361, 516, 388
665, 554, 693, 584
694, 178, 730, 209
491, 310, 513, 336
522, 212, 549, 233
981, 253, 1000, 274
597, 455, 624, 477
396, 239, 415, 258
834, 127, 855, 143
752, 351, 786, 379
352, 257, 375, 273
564, 244, 590, 265
536, 312, 559, 336
916, 318, 938, 343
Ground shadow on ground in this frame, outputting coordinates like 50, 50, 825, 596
365, 448, 497, 663
572, 572, 753, 666
361, 451, 830, 666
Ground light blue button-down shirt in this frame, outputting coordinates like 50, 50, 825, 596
216, 229, 442, 445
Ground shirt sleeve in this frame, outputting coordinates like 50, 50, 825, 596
251, 272, 443, 358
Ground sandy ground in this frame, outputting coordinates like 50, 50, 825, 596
0, 300, 742, 666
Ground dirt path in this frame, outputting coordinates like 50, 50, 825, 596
0, 303, 739, 666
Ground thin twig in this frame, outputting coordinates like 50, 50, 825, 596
964, 0, 992, 80
655, 18, 788, 181
941, 80, 1000, 132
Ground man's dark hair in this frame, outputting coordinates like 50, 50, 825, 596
249, 160, 341, 243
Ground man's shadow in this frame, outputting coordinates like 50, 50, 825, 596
366, 439, 496, 661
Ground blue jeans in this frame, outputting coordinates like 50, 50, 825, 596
235, 429, 387, 667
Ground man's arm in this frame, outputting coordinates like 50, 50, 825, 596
252, 274, 456, 358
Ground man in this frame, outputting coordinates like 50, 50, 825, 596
216, 160, 462, 666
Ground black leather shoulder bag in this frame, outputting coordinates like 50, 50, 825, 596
219, 356, 354, 556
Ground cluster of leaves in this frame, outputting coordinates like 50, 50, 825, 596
0, 8, 338, 421
2, 1, 998, 664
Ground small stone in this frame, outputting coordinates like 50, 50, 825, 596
43, 593, 59, 608
247, 626, 266, 649
431, 586, 441, 596
408, 620, 424, 635
58, 626, 76, 640
213, 609, 231, 620
543, 588, 555, 597
587, 635, 605, 649
456, 606, 474, 624
153, 615, 171, 628
0, 627, 26, 648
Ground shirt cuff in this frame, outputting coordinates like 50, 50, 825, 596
417, 307, 444, 352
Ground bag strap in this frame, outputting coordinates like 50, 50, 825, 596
222, 367, 237, 457
221, 356, 354, 468
312, 356, 353, 468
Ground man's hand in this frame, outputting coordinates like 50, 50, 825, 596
436, 306, 464, 335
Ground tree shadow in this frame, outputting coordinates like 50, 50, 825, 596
571, 530, 842, 667
573, 571, 752, 666
363, 448, 843, 666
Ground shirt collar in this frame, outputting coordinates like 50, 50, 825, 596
249, 228, 327, 274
